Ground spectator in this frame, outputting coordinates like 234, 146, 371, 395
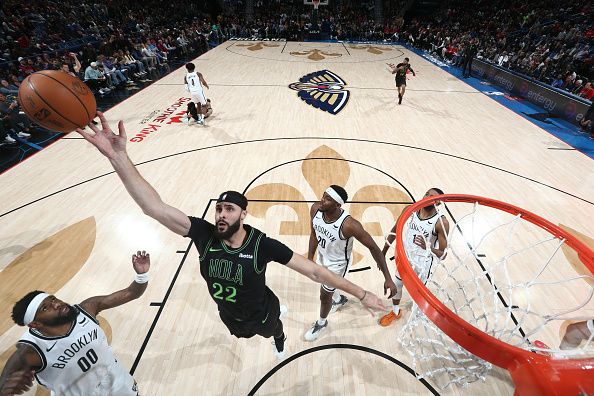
579, 82, 594, 101
83, 62, 111, 95
0, 93, 32, 139
0, 79, 18, 95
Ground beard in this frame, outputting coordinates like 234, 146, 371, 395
45, 304, 78, 327
214, 218, 241, 240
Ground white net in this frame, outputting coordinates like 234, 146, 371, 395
396, 200, 594, 390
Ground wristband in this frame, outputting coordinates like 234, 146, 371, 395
134, 272, 149, 284
359, 290, 367, 301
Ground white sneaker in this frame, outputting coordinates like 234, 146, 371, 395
3, 136, 16, 144
17, 131, 31, 138
279, 305, 288, 319
304, 320, 328, 341
272, 336, 287, 361
330, 295, 348, 313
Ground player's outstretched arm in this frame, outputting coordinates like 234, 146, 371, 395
343, 218, 397, 298
80, 251, 151, 317
286, 253, 388, 314
0, 345, 39, 396
307, 202, 320, 261
76, 112, 191, 236
198, 72, 209, 89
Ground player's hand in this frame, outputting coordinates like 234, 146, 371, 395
0, 370, 34, 395
413, 235, 426, 249
384, 278, 397, 299
360, 290, 389, 315
76, 111, 127, 160
132, 251, 150, 274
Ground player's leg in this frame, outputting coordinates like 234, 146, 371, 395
330, 289, 348, 313
380, 275, 403, 326
305, 285, 333, 341
187, 102, 199, 123
191, 92, 207, 124
257, 289, 287, 359
398, 83, 406, 104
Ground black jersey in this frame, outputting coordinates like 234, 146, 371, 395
186, 217, 293, 321
395, 63, 414, 78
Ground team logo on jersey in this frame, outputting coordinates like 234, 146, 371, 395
289, 70, 350, 115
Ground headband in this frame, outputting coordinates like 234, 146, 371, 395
24, 293, 49, 326
217, 191, 248, 210
325, 187, 345, 205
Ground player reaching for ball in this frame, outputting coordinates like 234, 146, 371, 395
76, 112, 388, 361
379, 188, 449, 327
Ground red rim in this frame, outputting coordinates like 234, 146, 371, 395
395, 194, 594, 393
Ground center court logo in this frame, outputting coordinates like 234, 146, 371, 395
289, 70, 350, 115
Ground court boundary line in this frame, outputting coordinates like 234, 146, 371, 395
247, 343, 440, 395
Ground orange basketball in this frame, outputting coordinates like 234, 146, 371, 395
18, 70, 96, 133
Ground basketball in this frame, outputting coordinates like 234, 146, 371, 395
18, 70, 96, 133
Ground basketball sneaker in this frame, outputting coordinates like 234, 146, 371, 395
330, 295, 348, 313
304, 321, 328, 341
272, 334, 287, 361
279, 305, 288, 319
379, 310, 402, 327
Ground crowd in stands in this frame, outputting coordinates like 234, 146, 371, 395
0, 0, 592, 146
395, 0, 593, 102
0, 0, 216, 145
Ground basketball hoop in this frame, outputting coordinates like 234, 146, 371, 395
395, 194, 594, 394
312, 0, 320, 9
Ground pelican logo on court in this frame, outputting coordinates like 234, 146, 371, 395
289, 70, 350, 115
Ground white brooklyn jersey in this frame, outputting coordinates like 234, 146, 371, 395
312, 209, 353, 268
403, 210, 443, 269
185, 72, 203, 93
18, 305, 137, 396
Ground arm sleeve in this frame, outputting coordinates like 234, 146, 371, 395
259, 236, 294, 265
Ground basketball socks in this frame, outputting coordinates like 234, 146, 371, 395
317, 317, 327, 326
393, 305, 400, 315
332, 291, 341, 304
273, 332, 286, 353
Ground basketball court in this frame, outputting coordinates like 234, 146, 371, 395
0, 40, 593, 395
